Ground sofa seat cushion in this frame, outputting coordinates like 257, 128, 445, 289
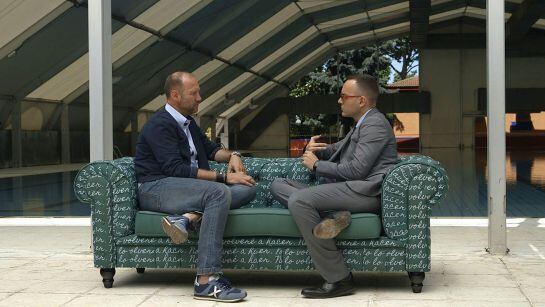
135, 208, 382, 240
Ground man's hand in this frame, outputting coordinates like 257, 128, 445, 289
306, 135, 327, 153
226, 172, 256, 187
227, 155, 246, 174
302, 151, 319, 170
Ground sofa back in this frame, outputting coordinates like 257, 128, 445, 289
209, 157, 319, 208
74, 155, 449, 242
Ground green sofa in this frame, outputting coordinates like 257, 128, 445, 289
73, 155, 448, 293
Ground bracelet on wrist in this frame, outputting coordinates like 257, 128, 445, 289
216, 172, 225, 183
229, 151, 242, 161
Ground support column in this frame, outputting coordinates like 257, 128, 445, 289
210, 119, 217, 142
228, 118, 240, 150
61, 104, 70, 163
88, 0, 113, 161
130, 111, 138, 156
487, 0, 507, 254
220, 119, 229, 149
11, 100, 22, 167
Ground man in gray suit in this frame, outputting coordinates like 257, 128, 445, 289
271, 74, 398, 298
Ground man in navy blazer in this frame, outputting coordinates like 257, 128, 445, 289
135, 71, 255, 302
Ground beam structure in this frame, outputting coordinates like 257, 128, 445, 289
409, 0, 431, 48
506, 0, 545, 43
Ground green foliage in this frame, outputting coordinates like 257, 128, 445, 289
289, 77, 326, 98
384, 37, 419, 81
290, 114, 340, 137
288, 37, 419, 137
289, 43, 393, 97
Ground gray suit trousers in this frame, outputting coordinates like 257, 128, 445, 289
270, 178, 380, 283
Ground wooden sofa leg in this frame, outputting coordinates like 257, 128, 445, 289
100, 268, 116, 288
136, 268, 145, 274
408, 272, 425, 293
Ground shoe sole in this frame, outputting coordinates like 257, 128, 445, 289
161, 217, 188, 244
313, 211, 352, 239
302, 287, 355, 298
193, 293, 247, 303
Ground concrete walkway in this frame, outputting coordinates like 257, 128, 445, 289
1, 219, 545, 306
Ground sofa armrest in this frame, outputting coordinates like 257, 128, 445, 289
73, 157, 138, 267
381, 155, 449, 271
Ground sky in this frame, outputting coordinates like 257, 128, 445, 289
388, 58, 419, 83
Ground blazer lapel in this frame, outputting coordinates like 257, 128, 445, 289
187, 117, 210, 169
328, 126, 356, 162
327, 109, 378, 162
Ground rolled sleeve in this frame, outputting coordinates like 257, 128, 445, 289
208, 146, 222, 161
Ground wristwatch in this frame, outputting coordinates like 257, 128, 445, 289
230, 151, 242, 158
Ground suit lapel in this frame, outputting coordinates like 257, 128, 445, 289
329, 126, 356, 162
328, 109, 378, 162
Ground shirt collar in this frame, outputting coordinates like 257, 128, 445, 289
355, 108, 374, 128
165, 103, 190, 128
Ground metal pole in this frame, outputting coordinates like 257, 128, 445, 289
88, 0, 113, 161
486, 0, 507, 254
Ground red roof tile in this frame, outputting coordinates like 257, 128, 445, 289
387, 75, 419, 88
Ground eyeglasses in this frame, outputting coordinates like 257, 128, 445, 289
339, 93, 362, 101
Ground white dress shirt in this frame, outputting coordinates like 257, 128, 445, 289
165, 104, 198, 168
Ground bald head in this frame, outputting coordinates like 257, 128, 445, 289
164, 71, 196, 99
164, 71, 202, 116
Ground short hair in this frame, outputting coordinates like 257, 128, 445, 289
163, 72, 185, 99
346, 74, 379, 104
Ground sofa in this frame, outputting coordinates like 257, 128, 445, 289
73, 155, 448, 293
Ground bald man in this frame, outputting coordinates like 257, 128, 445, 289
135, 72, 255, 302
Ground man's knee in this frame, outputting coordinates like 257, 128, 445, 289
232, 184, 256, 206
247, 185, 257, 202
240, 184, 257, 199
287, 189, 312, 213
270, 178, 285, 192
205, 182, 231, 205
270, 178, 289, 197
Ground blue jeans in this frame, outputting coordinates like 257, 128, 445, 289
138, 177, 256, 275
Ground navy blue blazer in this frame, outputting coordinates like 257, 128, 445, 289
135, 107, 221, 183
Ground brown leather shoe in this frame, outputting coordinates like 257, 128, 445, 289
313, 211, 352, 239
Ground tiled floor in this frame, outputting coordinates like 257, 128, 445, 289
1, 219, 545, 306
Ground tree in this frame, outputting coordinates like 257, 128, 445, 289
383, 36, 419, 81
288, 38, 418, 141
289, 43, 393, 97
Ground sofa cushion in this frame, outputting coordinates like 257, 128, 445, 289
135, 208, 382, 240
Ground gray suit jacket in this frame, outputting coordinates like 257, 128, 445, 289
314, 108, 399, 197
